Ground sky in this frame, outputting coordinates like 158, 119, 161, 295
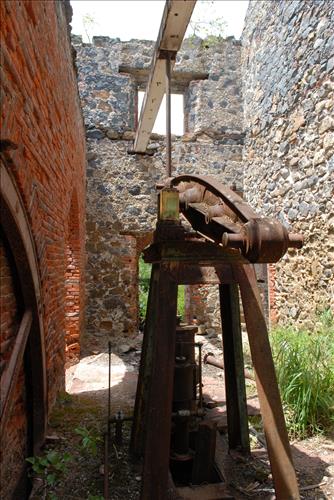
70, 0, 249, 134
71, 1, 249, 42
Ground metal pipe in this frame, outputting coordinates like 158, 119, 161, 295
203, 353, 255, 382
197, 343, 203, 408
104, 341, 112, 500
108, 341, 112, 437
166, 52, 172, 177
104, 432, 109, 500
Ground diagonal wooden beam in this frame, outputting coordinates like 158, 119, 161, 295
0, 310, 32, 436
133, 0, 196, 153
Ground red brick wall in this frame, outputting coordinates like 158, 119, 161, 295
65, 192, 83, 363
1, 0, 86, 396
0, 235, 20, 363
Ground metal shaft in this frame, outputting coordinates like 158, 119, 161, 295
108, 341, 112, 437
166, 52, 172, 177
204, 353, 255, 382
104, 433, 109, 500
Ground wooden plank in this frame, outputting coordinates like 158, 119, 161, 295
130, 264, 160, 458
191, 421, 217, 485
236, 265, 300, 500
141, 262, 178, 500
143, 241, 247, 265
219, 284, 250, 453
119, 65, 208, 93
0, 310, 32, 435
167, 264, 236, 285
134, 0, 196, 152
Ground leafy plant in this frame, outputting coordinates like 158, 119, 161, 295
177, 285, 185, 319
75, 426, 102, 456
186, 0, 227, 47
270, 310, 334, 438
82, 13, 98, 43
138, 256, 185, 321
26, 450, 72, 488
138, 256, 151, 321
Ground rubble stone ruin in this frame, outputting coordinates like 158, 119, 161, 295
0, 0, 333, 498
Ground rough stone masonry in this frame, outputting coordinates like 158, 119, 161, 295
242, 0, 334, 327
73, 35, 244, 351
74, 0, 333, 352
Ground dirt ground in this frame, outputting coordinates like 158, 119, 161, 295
34, 333, 334, 500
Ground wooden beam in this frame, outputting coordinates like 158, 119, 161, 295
134, 0, 196, 153
166, 264, 236, 284
0, 310, 32, 436
219, 284, 250, 453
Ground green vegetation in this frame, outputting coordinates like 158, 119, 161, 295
26, 450, 72, 489
138, 256, 151, 321
188, 0, 226, 47
138, 256, 185, 322
177, 284, 185, 320
75, 426, 102, 456
270, 309, 334, 439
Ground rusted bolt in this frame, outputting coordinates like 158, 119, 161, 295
287, 233, 304, 249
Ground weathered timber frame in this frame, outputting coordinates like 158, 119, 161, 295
129, 180, 303, 500
134, 0, 196, 153
130, 240, 300, 500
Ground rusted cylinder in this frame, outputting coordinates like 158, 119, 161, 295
203, 353, 255, 382
166, 52, 172, 177
175, 325, 197, 361
206, 203, 226, 220
173, 359, 194, 408
222, 218, 304, 263
179, 186, 205, 205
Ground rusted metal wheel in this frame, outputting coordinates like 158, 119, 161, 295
168, 174, 303, 263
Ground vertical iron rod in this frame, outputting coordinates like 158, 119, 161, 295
104, 340, 112, 500
104, 433, 109, 500
166, 52, 172, 177
108, 341, 112, 437
197, 343, 203, 409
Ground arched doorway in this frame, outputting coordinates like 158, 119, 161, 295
0, 163, 47, 497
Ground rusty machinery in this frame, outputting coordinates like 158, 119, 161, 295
129, 175, 303, 500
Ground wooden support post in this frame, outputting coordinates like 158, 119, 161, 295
130, 264, 160, 458
219, 284, 250, 452
236, 265, 300, 500
191, 420, 217, 485
141, 262, 178, 500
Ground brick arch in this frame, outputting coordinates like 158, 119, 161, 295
0, 163, 47, 496
64, 189, 83, 362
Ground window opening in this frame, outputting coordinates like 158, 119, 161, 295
137, 91, 184, 136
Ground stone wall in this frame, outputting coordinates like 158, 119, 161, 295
73, 35, 244, 350
242, 0, 334, 326
1, 1, 86, 495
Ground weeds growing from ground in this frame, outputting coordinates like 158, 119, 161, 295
270, 309, 334, 439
